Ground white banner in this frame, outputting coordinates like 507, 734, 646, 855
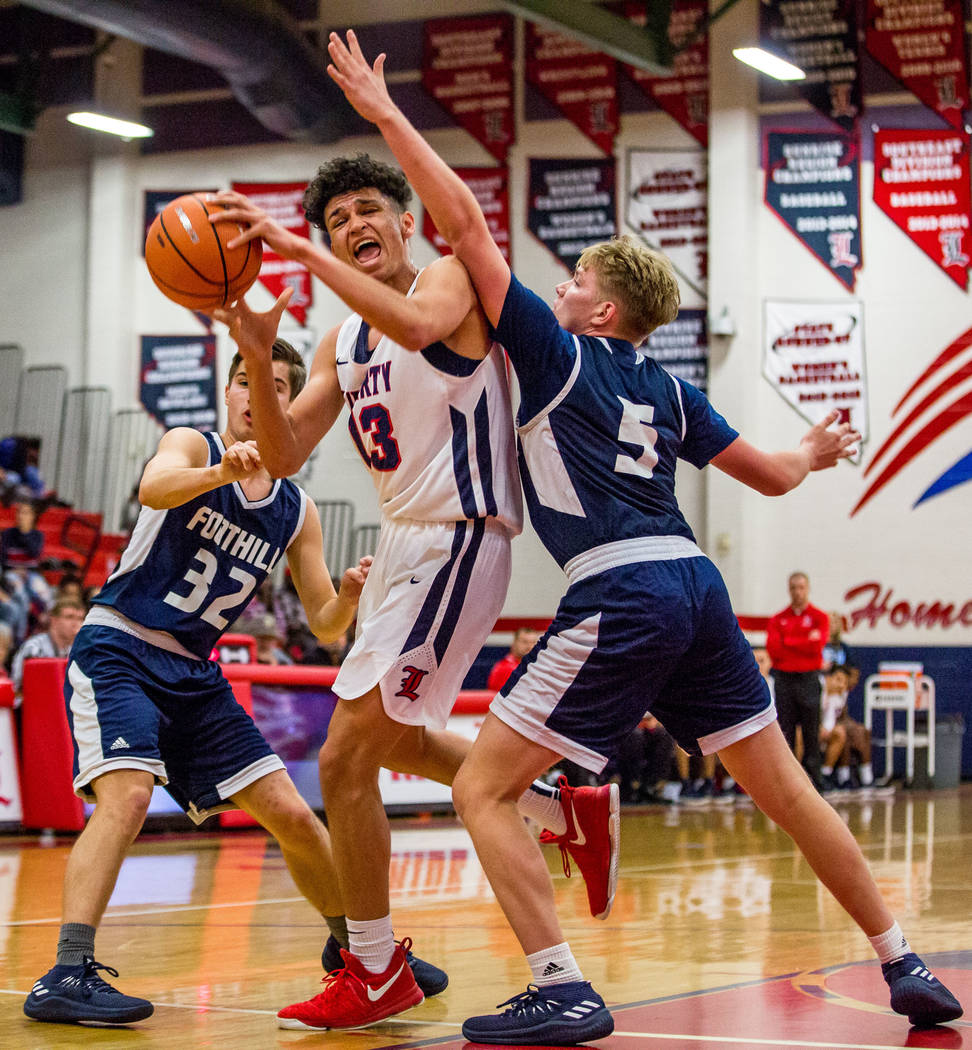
763, 299, 868, 452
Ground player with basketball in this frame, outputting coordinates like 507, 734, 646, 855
322, 29, 963, 1043
23, 329, 441, 1026
209, 155, 618, 1031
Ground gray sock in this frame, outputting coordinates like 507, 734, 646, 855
56, 922, 96, 967
325, 915, 349, 949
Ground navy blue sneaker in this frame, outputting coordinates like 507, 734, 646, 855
321, 935, 448, 997
882, 953, 963, 1027
461, 980, 614, 1046
24, 958, 153, 1025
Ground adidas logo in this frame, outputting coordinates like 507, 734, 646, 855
541, 962, 566, 977
109, 737, 129, 751
909, 965, 935, 982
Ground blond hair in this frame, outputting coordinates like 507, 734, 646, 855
577, 236, 681, 342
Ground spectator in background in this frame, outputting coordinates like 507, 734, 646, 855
823, 610, 853, 671
767, 572, 829, 790
613, 713, 675, 803
0, 436, 46, 502
0, 622, 13, 672
1, 499, 44, 570
55, 573, 86, 606
237, 611, 294, 666
11, 597, 85, 698
1, 500, 52, 640
487, 626, 542, 692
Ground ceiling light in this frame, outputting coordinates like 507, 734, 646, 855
732, 47, 805, 81
67, 111, 154, 140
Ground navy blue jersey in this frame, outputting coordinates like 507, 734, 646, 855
93, 433, 308, 658
495, 276, 738, 568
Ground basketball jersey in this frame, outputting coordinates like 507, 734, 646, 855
494, 276, 738, 569
92, 432, 308, 659
334, 274, 522, 534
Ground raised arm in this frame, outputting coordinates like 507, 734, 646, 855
711, 410, 860, 496
326, 29, 512, 327
138, 428, 261, 509
286, 503, 372, 643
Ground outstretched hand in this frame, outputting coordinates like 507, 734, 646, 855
209, 287, 294, 361
327, 30, 396, 124
800, 410, 860, 471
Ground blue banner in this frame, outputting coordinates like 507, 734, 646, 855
645, 308, 709, 392
140, 334, 217, 431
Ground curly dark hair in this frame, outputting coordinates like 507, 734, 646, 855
302, 154, 412, 230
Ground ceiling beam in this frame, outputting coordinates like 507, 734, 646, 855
500, 0, 673, 74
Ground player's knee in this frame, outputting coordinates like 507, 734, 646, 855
96, 781, 152, 835
451, 763, 480, 822
266, 798, 320, 848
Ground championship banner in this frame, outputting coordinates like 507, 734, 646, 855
140, 334, 217, 431
626, 148, 707, 297
422, 167, 510, 262
525, 22, 618, 155
873, 128, 971, 289
763, 300, 867, 446
764, 130, 862, 291
865, 0, 968, 129
760, 0, 861, 131
622, 0, 708, 147
422, 15, 514, 163
645, 308, 709, 392
527, 157, 616, 273
231, 181, 312, 325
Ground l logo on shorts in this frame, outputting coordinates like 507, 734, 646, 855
396, 666, 428, 702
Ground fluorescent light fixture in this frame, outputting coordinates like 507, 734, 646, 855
732, 47, 805, 81
67, 110, 153, 139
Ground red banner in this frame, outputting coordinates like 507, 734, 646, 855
525, 22, 618, 156
622, 0, 708, 147
422, 15, 514, 163
865, 0, 968, 129
873, 128, 971, 289
231, 181, 312, 325
422, 167, 510, 262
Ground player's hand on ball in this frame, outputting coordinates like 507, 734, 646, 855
327, 30, 396, 124
211, 287, 294, 361
210, 191, 304, 258
800, 409, 860, 471
221, 440, 263, 482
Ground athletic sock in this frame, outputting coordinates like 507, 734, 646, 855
56, 922, 96, 967
519, 780, 566, 835
528, 942, 584, 986
859, 762, 874, 786
325, 914, 349, 949
347, 915, 395, 974
836, 766, 851, 785
869, 921, 911, 964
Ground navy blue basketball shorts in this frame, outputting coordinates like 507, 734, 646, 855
65, 625, 283, 823
491, 554, 775, 772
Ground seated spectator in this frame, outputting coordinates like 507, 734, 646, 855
820, 665, 876, 790
1, 499, 44, 570
0, 436, 46, 502
54, 573, 86, 606
819, 669, 849, 791
11, 597, 85, 700
236, 611, 294, 666
822, 610, 854, 672
613, 712, 676, 803
487, 626, 542, 691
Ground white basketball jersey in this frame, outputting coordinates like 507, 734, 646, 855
335, 287, 522, 534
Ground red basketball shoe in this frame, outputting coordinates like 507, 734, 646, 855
277, 939, 424, 1030
541, 776, 620, 919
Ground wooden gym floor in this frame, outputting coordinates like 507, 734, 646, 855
1, 785, 969, 1049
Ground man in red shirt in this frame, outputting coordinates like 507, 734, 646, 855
487, 626, 542, 692
766, 572, 829, 789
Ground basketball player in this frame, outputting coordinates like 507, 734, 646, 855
324, 30, 963, 1043
210, 157, 616, 1031
22, 334, 433, 1026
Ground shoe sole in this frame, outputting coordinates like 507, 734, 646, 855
594, 783, 620, 920
25, 1002, 154, 1025
276, 991, 424, 1031
461, 1009, 615, 1045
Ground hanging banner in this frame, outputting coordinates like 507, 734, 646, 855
759, 0, 861, 131
645, 308, 709, 392
764, 130, 862, 291
231, 181, 312, 325
525, 22, 618, 155
763, 300, 867, 447
865, 0, 968, 129
527, 157, 616, 273
626, 148, 707, 298
422, 167, 510, 262
622, 0, 708, 147
140, 334, 217, 431
873, 128, 971, 290
422, 14, 514, 163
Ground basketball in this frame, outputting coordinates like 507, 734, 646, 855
145, 193, 263, 310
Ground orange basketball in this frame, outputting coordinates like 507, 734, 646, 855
145, 193, 263, 310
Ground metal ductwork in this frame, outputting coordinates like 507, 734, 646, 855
18, 0, 356, 143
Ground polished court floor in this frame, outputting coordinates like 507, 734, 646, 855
1, 785, 969, 1049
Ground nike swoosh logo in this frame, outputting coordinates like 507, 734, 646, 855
570, 801, 586, 846
335, 358, 349, 365
410, 577, 421, 584
367, 962, 406, 1001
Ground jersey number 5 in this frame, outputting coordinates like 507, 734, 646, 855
348, 403, 401, 471
164, 548, 258, 629
614, 397, 659, 479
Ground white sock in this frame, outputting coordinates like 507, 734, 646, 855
869, 921, 911, 964
348, 915, 395, 974
836, 766, 851, 785
821, 765, 833, 777
859, 763, 874, 786
527, 942, 583, 986
520, 781, 566, 835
